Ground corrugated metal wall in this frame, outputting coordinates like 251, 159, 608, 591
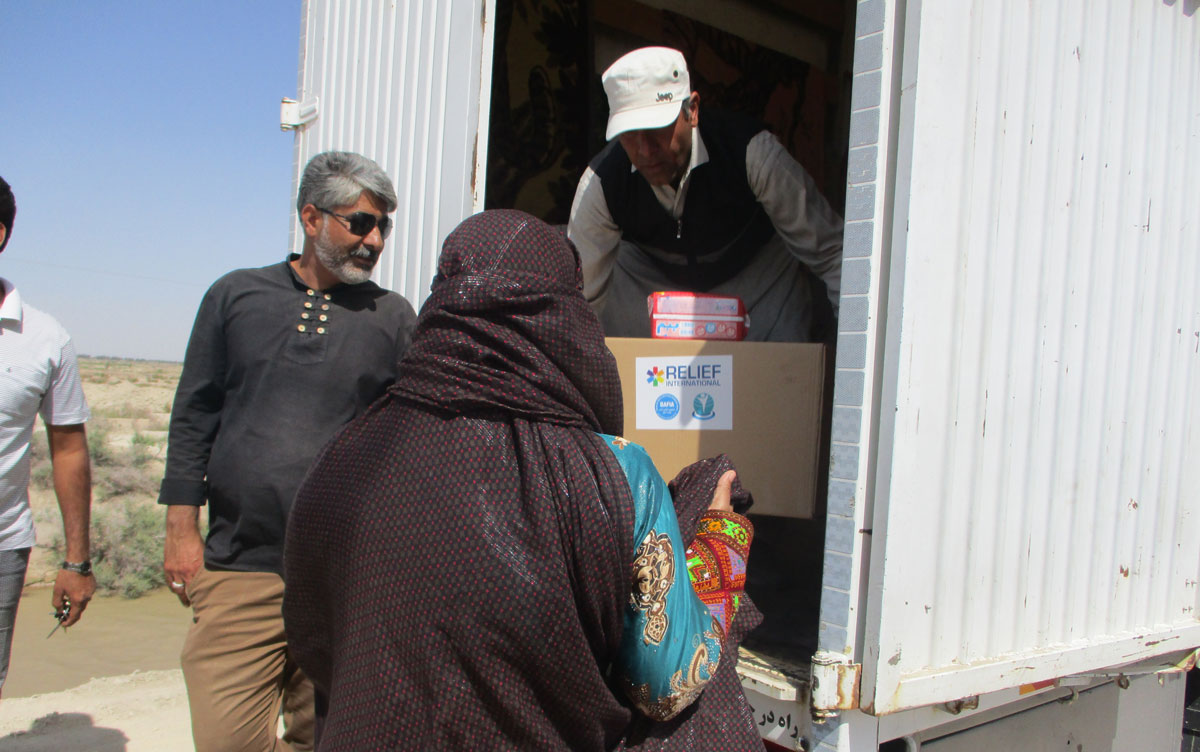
289, 0, 493, 308
864, 0, 1200, 714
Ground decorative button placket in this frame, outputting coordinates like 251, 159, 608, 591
299, 290, 320, 336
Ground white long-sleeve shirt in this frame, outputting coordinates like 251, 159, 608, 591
567, 126, 843, 340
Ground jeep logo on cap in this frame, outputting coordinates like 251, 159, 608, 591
655, 92, 674, 102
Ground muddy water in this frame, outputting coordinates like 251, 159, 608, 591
4, 587, 190, 699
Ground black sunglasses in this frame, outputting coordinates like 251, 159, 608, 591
317, 208, 392, 239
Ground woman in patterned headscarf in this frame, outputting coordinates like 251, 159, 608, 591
283, 209, 761, 750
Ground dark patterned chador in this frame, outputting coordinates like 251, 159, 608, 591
283, 210, 762, 750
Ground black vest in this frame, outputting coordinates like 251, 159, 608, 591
591, 110, 776, 291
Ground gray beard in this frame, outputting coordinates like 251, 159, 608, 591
314, 227, 375, 285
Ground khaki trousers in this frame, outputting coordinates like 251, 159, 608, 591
181, 568, 314, 752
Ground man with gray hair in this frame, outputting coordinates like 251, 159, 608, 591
159, 151, 416, 751
568, 46, 843, 341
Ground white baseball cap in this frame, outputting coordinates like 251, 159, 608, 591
602, 47, 691, 141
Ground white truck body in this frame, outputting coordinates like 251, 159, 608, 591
286, 1, 1200, 749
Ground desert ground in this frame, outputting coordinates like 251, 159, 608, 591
0, 358, 196, 750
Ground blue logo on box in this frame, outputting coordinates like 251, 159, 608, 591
692, 393, 716, 420
655, 394, 680, 420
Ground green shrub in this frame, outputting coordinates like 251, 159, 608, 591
83, 420, 165, 501
130, 432, 159, 466
87, 419, 116, 467
28, 434, 53, 490
49, 500, 166, 598
30, 463, 54, 491
95, 464, 160, 499
29, 433, 49, 463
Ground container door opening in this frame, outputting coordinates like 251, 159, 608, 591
480, 0, 861, 687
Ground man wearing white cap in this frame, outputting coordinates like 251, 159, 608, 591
567, 46, 843, 341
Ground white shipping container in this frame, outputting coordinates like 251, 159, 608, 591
286, 1, 1200, 749
863, 0, 1200, 715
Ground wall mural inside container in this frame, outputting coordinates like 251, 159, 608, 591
644, 13, 842, 200
485, 0, 589, 226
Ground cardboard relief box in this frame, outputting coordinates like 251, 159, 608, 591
604, 337, 826, 519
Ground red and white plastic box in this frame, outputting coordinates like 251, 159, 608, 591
647, 291, 749, 341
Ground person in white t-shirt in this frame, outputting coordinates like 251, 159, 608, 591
0, 175, 95, 698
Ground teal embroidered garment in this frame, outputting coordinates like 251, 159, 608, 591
602, 433, 753, 721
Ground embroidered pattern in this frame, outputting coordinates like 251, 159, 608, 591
686, 511, 754, 637
624, 632, 721, 721
698, 514, 751, 550
631, 529, 675, 645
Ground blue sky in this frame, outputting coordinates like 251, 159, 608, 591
2, 1, 302, 361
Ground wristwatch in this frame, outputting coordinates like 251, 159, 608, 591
60, 560, 93, 576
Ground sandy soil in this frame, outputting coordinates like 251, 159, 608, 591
1, 587, 194, 750
75, 356, 177, 407
0, 670, 191, 751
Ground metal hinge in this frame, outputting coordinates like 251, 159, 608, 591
811, 650, 861, 723
280, 97, 319, 131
